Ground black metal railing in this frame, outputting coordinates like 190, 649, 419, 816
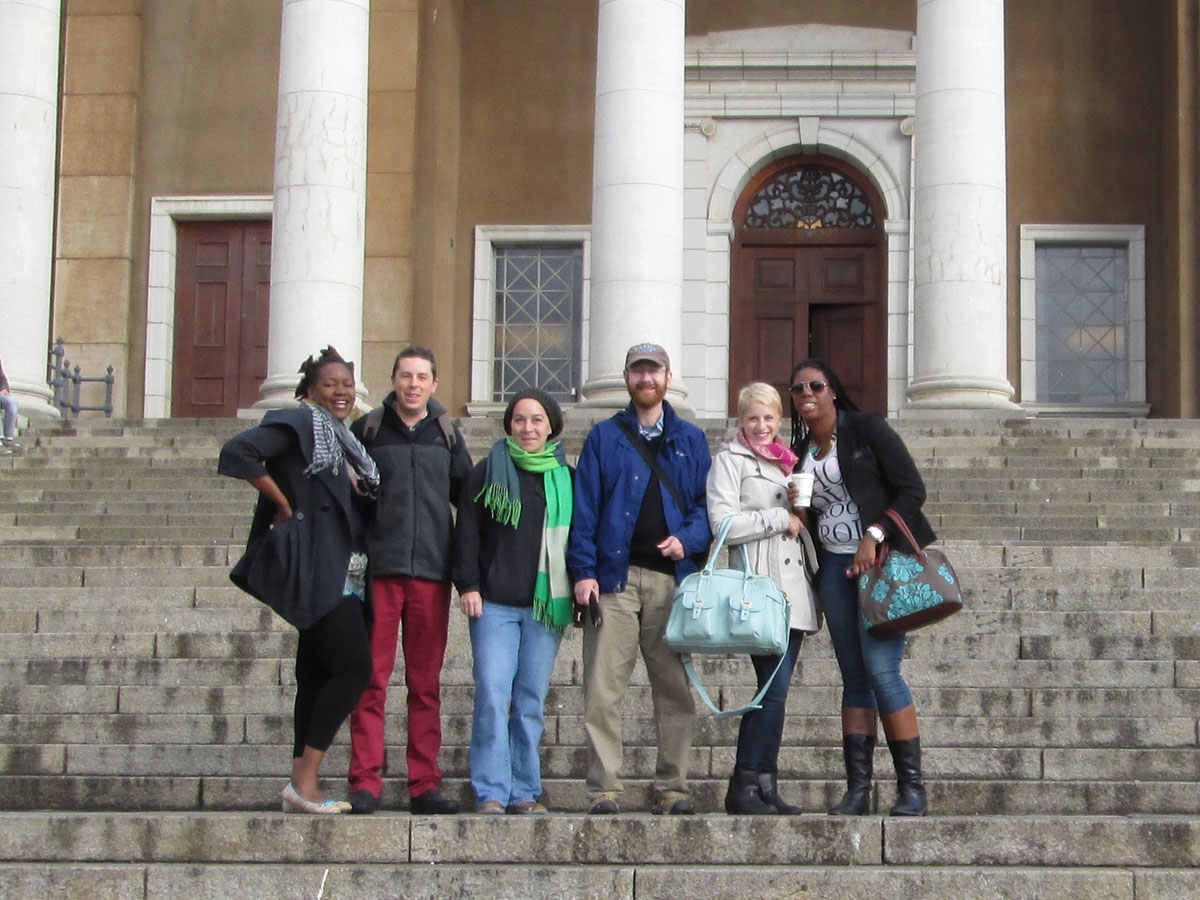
49, 338, 115, 418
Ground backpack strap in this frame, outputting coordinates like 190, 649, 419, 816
361, 406, 457, 452
436, 413, 458, 452
361, 407, 385, 442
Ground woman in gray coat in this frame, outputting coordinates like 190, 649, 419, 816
707, 382, 819, 815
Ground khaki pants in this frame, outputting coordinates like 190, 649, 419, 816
582, 566, 696, 801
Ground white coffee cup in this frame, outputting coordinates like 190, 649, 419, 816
788, 472, 814, 508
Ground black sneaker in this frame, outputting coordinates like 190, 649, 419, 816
349, 789, 379, 815
652, 797, 695, 815
410, 788, 460, 815
588, 795, 619, 815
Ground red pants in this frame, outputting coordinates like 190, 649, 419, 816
348, 574, 451, 798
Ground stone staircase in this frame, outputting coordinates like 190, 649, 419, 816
0, 414, 1198, 898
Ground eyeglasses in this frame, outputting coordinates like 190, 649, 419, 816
790, 380, 829, 394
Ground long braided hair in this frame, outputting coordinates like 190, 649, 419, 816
787, 358, 859, 455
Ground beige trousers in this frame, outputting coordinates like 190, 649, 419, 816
582, 566, 696, 801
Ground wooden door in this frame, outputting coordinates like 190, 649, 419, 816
172, 221, 271, 417
731, 244, 883, 412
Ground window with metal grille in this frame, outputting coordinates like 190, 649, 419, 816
492, 245, 583, 402
1035, 244, 1129, 404
1019, 224, 1145, 411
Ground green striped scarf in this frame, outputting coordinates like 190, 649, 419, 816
476, 436, 573, 635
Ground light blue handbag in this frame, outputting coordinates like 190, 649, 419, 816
665, 516, 791, 719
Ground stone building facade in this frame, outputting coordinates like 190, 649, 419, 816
2, 0, 1195, 419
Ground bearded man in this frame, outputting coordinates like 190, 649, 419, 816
567, 343, 712, 815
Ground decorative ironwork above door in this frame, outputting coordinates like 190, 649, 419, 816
743, 166, 876, 230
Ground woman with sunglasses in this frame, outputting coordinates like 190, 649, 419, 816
788, 358, 934, 817
707, 382, 820, 814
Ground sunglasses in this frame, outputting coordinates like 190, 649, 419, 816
790, 380, 829, 394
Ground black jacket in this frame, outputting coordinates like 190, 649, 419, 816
350, 395, 472, 581
453, 460, 574, 606
219, 407, 365, 629
800, 410, 935, 554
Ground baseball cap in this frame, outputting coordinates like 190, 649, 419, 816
624, 343, 670, 370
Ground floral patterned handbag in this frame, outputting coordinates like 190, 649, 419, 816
857, 509, 963, 638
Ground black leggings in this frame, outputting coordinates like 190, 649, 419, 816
293, 594, 372, 757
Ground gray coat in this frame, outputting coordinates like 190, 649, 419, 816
706, 439, 820, 632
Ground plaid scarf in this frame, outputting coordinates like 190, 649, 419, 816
303, 403, 380, 494
476, 436, 573, 636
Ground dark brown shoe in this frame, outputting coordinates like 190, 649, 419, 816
410, 788, 460, 815
505, 801, 548, 814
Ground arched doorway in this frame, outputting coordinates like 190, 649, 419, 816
729, 156, 887, 413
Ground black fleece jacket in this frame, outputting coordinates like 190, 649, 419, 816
351, 395, 472, 581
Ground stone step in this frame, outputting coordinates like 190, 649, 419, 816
72, 525, 242, 542
8, 861, 1183, 900
31, 741, 1200, 781
0, 501, 249, 518
28, 607, 285, 635
1, 708, 1191, 755
0, 652, 1182, 691
4, 771, 1200, 819
0, 812, 1196, 874
2, 623, 1194, 675
0, 545, 232, 568
0, 611, 1165, 660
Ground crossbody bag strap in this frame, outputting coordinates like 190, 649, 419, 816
682, 652, 787, 720
613, 417, 689, 514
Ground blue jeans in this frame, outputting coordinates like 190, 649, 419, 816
817, 550, 912, 715
735, 629, 803, 772
0, 392, 17, 440
468, 601, 562, 805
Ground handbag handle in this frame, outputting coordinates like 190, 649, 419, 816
882, 508, 927, 564
703, 516, 755, 579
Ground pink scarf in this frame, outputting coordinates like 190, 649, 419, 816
737, 427, 800, 476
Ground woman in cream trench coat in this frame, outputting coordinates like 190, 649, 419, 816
707, 382, 819, 815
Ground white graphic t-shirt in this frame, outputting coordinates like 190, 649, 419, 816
800, 444, 862, 553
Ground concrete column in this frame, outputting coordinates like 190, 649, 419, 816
579, 0, 687, 407
257, 0, 371, 408
0, 0, 61, 420
907, 0, 1018, 409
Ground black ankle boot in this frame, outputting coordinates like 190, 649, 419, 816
828, 734, 876, 815
757, 772, 802, 815
887, 737, 928, 816
724, 767, 776, 815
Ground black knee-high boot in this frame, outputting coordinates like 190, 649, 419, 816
887, 736, 928, 816
828, 734, 875, 815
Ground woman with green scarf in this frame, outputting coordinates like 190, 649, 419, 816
454, 389, 574, 814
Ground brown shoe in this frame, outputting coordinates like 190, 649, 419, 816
476, 800, 505, 814
505, 801, 548, 814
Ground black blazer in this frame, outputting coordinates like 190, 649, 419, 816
801, 410, 935, 555
219, 407, 362, 629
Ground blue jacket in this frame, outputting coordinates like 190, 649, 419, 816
567, 401, 712, 592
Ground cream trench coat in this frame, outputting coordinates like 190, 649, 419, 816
706, 439, 821, 633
